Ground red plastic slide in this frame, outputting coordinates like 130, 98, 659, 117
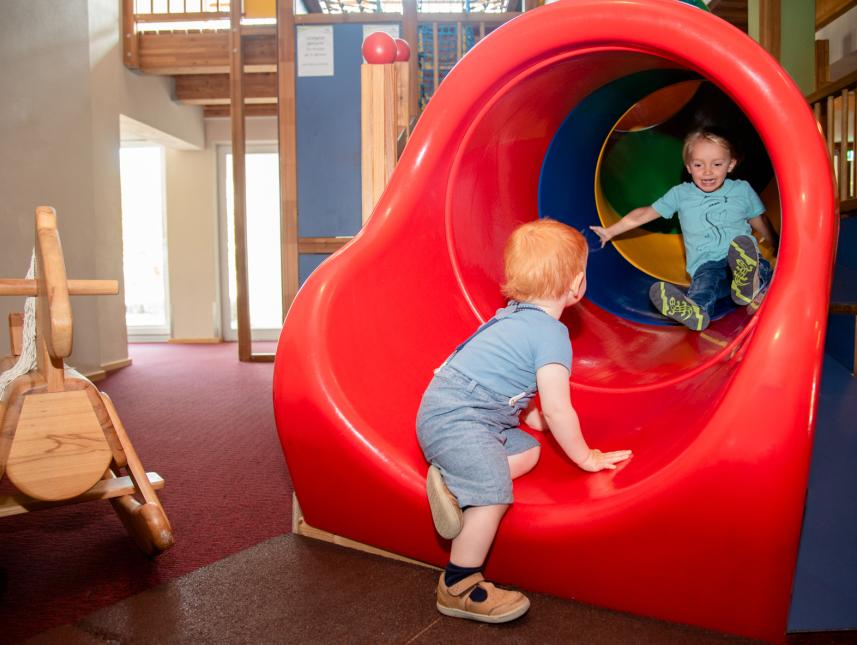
274, 1, 836, 641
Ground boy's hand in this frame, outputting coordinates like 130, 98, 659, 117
577, 448, 632, 472
588, 226, 612, 248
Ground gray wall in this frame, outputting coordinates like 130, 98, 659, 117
0, 0, 203, 369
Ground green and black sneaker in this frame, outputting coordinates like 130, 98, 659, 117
727, 235, 760, 305
649, 281, 710, 331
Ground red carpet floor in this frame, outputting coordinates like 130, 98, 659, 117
0, 343, 292, 642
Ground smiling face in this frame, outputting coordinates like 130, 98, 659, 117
685, 139, 737, 193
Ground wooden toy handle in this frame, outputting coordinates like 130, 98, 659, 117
0, 279, 118, 297
35, 206, 73, 360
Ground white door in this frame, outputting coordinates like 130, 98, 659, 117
218, 145, 283, 342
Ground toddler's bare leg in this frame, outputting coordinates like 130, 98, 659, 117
450, 504, 508, 567
508, 445, 540, 479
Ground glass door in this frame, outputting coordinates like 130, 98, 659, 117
218, 145, 283, 342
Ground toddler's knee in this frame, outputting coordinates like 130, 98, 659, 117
511, 445, 540, 478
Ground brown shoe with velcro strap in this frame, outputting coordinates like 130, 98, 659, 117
436, 572, 530, 623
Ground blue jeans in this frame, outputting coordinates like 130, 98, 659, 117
688, 256, 773, 315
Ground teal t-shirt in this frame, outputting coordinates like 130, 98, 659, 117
651, 178, 765, 277
448, 303, 572, 398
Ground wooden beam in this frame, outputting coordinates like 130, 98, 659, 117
297, 237, 352, 254
230, 1, 252, 363
0, 472, 165, 518
709, 0, 748, 34
203, 104, 278, 117
361, 64, 397, 224
138, 28, 276, 75
816, 39, 831, 91
817, 0, 857, 30
292, 493, 439, 570
122, 0, 140, 69
295, 12, 402, 24
175, 73, 278, 105
137, 15, 520, 75
8, 313, 23, 357
402, 0, 418, 119
134, 11, 231, 22
807, 66, 857, 104
759, 0, 781, 60
0, 279, 118, 297
277, 0, 300, 317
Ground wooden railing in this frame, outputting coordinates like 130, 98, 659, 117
808, 68, 857, 216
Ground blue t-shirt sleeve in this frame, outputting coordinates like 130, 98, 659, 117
532, 322, 572, 373
740, 180, 766, 219
651, 185, 681, 219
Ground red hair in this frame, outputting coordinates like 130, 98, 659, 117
501, 218, 587, 301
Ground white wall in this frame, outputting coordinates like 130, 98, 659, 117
164, 147, 220, 340
0, 0, 204, 368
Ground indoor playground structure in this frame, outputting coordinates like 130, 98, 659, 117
273, 0, 836, 642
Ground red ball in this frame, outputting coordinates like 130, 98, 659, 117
362, 32, 397, 65
394, 38, 411, 62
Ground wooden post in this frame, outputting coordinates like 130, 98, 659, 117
759, 0, 781, 60
8, 313, 23, 357
394, 61, 410, 134
277, 0, 299, 319
402, 0, 419, 119
122, 0, 140, 69
840, 88, 849, 201
230, 0, 252, 362
816, 39, 830, 91
361, 64, 398, 224
432, 22, 439, 92
850, 92, 856, 199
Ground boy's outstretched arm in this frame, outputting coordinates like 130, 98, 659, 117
749, 214, 779, 254
536, 363, 632, 472
589, 206, 661, 248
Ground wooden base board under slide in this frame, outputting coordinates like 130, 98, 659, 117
291, 493, 438, 571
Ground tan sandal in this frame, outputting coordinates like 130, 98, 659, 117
436, 572, 530, 623
426, 465, 462, 539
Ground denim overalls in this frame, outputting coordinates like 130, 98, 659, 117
416, 304, 544, 508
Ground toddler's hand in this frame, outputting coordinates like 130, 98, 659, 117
588, 226, 611, 248
578, 448, 632, 472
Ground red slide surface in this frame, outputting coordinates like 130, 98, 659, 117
274, 1, 836, 641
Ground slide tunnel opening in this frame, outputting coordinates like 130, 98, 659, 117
446, 49, 780, 390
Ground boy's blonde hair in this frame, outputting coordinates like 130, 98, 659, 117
682, 129, 735, 164
501, 218, 587, 301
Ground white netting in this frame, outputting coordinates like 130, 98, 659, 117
0, 251, 38, 400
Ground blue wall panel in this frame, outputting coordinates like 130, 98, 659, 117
299, 253, 329, 286
296, 24, 363, 238
837, 217, 857, 271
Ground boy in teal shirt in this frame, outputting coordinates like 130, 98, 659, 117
590, 128, 778, 331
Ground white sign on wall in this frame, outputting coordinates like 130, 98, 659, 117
298, 25, 334, 77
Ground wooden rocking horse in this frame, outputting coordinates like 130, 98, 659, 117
0, 206, 173, 555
